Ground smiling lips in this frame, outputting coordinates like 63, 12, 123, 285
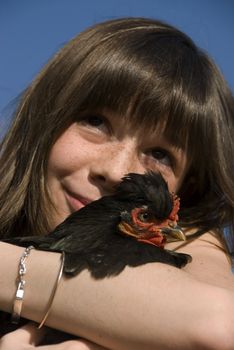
65, 190, 92, 212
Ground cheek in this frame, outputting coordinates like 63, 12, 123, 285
166, 176, 182, 194
48, 142, 77, 176
47, 129, 90, 176
166, 163, 188, 194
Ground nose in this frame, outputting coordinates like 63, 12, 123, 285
89, 140, 144, 192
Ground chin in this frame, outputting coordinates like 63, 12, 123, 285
48, 212, 69, 232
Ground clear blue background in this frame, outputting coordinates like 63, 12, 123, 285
0, 0, 233, 128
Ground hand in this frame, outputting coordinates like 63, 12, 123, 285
0, 322, 109, 349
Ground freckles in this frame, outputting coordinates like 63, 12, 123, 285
48, 132, 101, 177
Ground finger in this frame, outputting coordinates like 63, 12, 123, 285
73, 339, 109, 350
1, 322, 47, 347
38, 338, 109, 350
15, 322, 47, 345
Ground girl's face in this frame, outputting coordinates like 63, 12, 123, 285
46, 111, 188, 229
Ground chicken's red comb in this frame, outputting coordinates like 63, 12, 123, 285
169, 194, 180, 222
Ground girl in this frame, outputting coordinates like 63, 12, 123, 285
0, 17, 234, 349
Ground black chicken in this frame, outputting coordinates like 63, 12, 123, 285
3, 172, 191, 278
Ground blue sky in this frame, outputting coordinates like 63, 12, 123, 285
0, 0, 233, 124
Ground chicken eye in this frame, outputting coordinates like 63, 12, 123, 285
138, 211, 151, 222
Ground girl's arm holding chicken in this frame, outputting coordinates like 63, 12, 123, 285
1, 17, 234, 350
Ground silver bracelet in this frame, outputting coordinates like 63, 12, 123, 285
11, 246, 34, 324
38, 251, 65, 329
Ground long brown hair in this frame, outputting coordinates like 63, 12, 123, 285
0, 17, 233, 248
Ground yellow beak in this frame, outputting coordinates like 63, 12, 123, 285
160, 225, 186, 242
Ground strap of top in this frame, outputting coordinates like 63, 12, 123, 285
223, 225, 234, 273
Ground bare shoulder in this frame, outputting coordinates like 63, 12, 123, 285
165, 232, 234, 291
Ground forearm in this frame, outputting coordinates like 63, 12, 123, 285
0, 242, 233, 350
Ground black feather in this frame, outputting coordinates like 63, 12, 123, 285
2, 172, 191, 278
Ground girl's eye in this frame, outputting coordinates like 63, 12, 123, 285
81, 115, 104, 127
149, 148, 172, 167
78, 114, 110, 133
